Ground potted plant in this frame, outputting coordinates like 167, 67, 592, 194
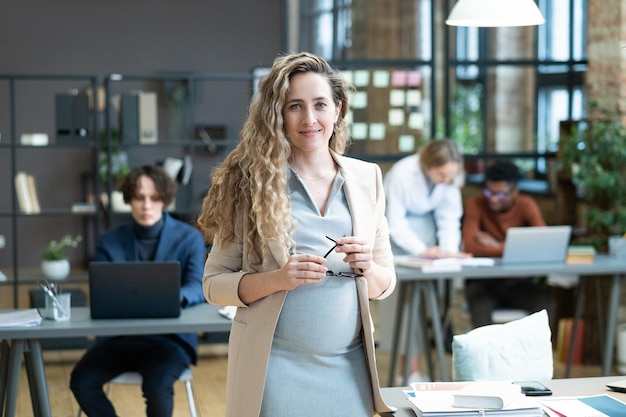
98, 129, 130, 186
98, 129, 131, 212
558, 102, 626, 251
41, 234, 82, 280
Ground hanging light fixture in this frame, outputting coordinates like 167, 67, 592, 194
445, 0, 545, 27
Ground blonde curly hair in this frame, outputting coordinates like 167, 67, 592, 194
197, 52, 353, 262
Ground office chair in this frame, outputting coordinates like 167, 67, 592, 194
491, 308, 528, 324
452, 309, 553, 382
76, 368, 199, 417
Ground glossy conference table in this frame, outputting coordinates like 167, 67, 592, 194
379, 375, 626, 417
0, 303, 232, 417
391, 255, 626, 384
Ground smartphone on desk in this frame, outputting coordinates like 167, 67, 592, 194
513, 380, 553, 396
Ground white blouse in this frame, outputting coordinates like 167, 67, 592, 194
383, 153, 463, 255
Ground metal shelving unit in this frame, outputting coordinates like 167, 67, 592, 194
100, 72, 251, 229
0, 74, 99, 308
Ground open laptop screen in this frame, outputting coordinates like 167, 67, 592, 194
501, 226, 572, 265
88, 261, 181, 319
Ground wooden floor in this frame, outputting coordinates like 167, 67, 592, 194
10, 341, 609, 417
15, 344, 230, 417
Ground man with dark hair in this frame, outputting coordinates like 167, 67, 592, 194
461, 160, 555, 328
70, 165, 206, 417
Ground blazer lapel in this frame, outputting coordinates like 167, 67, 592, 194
153, 213, 177, 260
120, 223, 138, 260
337, 157, 373, 238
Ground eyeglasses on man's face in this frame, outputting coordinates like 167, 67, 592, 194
482, 188, 514, 200
323, 236, 363, 279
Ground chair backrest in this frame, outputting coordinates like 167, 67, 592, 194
452, 309, 553, 381
491, 308, 528, 324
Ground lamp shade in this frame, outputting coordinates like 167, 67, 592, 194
446, 0, 545, 27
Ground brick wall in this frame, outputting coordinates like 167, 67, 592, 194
586, 0, 626, 116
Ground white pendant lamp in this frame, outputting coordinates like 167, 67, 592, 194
446, 0, 545, 27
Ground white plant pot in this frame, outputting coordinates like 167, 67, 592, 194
41, 259, 70, 280
111, 190, 131, 213
99, 190, 132, 213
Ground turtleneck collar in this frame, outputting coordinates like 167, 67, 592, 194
133, 214, 165, 239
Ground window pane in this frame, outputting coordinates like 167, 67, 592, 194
486, 65, 537, 153
538, 0, 586, 60
349, 0, 432, 60
539, 0, 570, 61
449, 80, 483, 154
572, 0, 587, 60
536, 86, 585, 152
299, 0, 335, 59
456, 26, 479, 63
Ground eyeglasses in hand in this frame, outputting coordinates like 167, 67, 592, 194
323, 236, 363, 279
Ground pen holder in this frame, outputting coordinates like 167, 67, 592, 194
609, 236, 626, 259
43, 292, 71, 321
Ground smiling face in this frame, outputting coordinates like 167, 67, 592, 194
130, 175, 165, 227
283, 72, 342, 155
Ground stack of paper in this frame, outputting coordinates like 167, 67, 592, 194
540, 394, 626, 417
394, 256, 495, 273
0, 309, 43, 327
394, 256, 463, 273
407, 381, 543, 417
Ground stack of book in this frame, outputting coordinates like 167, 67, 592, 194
565, 245, 596, 264
0, 309, 43, 327
394, 256, 495, 273
555, 317, 585, 364
406, 381, 543, 417
14, 171, 41, 214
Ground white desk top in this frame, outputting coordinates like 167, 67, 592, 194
395, 254, 626, 281
0, 303, 231, 339
380, 376, 626, 416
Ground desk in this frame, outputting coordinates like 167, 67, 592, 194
379, 376, 626, 416
0, 303, 232, 417
390, 255, 626, 384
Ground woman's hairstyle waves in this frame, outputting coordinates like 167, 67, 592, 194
197, 52, 353, 262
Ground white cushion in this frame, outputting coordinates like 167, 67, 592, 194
452, 309, 553, 381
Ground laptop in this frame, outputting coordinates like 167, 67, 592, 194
88, 261, 182, 319
500, 225, 572, 265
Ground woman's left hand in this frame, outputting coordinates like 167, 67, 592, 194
332, 236, 372, 273
333, 236, 392, 298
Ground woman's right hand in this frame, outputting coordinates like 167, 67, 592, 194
278, 254, 328, 290
420, 246, 450, 259
420, 246, 473, 259
238, 254, 327, 304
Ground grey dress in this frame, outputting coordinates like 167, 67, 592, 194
259, 170, 373, 416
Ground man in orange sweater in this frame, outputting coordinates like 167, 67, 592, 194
462, 160, 555, 328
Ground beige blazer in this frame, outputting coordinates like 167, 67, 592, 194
203, 153, 397, 417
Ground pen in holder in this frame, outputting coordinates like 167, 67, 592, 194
39, 281, 71, 321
